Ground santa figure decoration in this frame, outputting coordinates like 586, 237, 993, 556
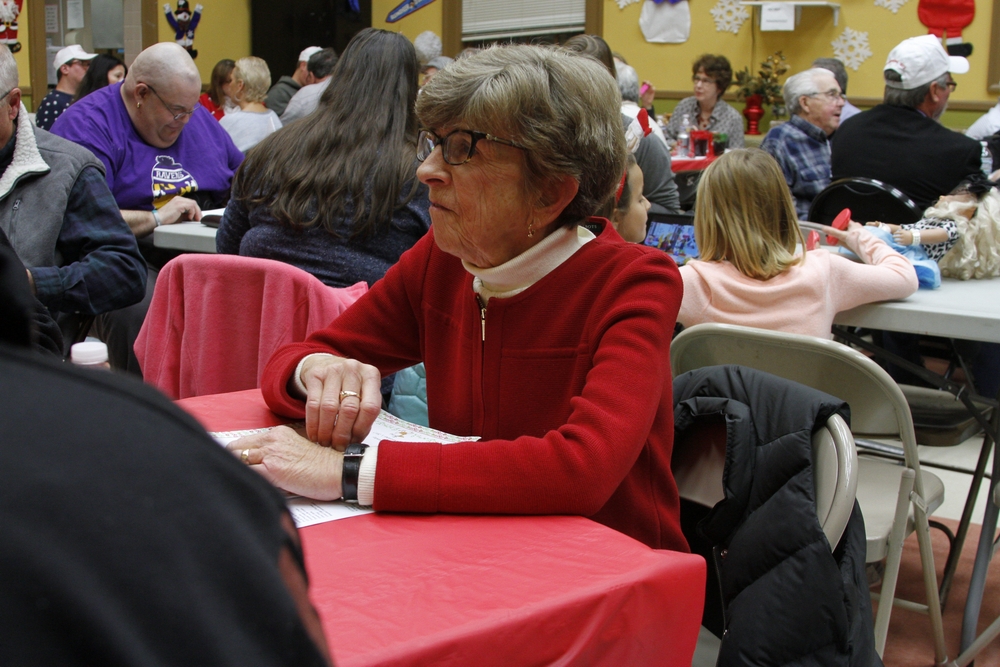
918, 0, 974, 57
0, 0, 22, 53
165, 0, 203, 59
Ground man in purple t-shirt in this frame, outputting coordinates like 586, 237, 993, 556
50, 42, 244, 373
52, 42, 243, 239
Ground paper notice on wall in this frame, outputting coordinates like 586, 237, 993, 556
66, 0, 85, 29
760, 2, 795, 30
44, 5, 60, 33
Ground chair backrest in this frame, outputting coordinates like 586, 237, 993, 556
671, 324, 923, 478
673, 410, 857, 550
673, 171, 702, 212
808, 177, 923, 226
135, 254, 367, 399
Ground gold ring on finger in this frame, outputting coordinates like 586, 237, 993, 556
339, 390, 360, 401
241, 448, 251, 464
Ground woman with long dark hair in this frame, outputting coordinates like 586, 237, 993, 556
73, 53, 126, 101
199, 58, 235, 120
216, 28, 430, 288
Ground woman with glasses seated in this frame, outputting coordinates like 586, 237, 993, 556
664, 54, 745, 150
226, 45, 689, 554
216, 28, 430, 291
50, 42, 244, 373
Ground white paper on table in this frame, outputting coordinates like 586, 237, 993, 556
760, 2, 795, 30
210, 411, 479, 527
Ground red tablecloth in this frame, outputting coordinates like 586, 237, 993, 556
671, 155, 715, 172
176, 390, 707, 667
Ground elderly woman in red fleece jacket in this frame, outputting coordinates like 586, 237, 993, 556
227, 45, 687, 552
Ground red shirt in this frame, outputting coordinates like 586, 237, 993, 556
262, 222, 688, 552
199, 93, 224, 121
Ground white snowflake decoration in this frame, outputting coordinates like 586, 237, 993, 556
710, 0, 749, 34
616, 0, 642, 9
874, 0, 908, 14
831, 28, 872, 71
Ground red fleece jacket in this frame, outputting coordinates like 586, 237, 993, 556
262, 222, 688, 552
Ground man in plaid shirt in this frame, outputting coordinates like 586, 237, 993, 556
761, 68, 845, 220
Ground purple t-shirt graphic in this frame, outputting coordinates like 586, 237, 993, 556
50, 82, 243, 211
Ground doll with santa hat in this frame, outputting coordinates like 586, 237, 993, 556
165, 0, 202, 59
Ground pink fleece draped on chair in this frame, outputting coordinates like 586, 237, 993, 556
135, 254, 367, 399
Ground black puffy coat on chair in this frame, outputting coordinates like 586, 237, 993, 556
673, 365, 881, 667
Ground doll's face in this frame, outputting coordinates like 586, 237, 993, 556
937, 192, 977, 219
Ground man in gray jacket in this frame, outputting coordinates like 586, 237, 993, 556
265, 45, 321, 117
0, 46, 145, 346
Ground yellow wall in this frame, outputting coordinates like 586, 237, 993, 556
372, 0, 443, 42
603, 0, 994, 104
15, 0, 30, 104
159, 0, 252, 84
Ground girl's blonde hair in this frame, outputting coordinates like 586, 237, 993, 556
694, 148, 804, 280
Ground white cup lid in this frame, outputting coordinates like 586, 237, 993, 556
71, 341, 108, 365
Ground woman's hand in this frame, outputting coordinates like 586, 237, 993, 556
226, 426, 344, 499
818, 220, 863, 244
299, 355, 382, 448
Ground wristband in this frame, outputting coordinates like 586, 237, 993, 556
341, 443, 369, 502
152, 208, 162, 227
910, 229, 921, 246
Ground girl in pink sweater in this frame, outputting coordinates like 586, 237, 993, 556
678, 149, 918, 339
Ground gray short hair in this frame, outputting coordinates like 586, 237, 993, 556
783, 68, 826, 116
812, 58, 847, 94
416, 45, 626, 224
232, 57, 271, 104
0, 44, 17, 95
616, 62, 640, 103
884, 70, 947, 108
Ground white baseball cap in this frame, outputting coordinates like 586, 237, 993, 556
53, 44, 97, 70
298, 46, 323, 63
884, 35, 969, 90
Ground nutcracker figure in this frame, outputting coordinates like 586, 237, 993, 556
165, 0, 202, 59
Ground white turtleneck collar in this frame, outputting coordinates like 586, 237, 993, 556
462, 224, 597, 302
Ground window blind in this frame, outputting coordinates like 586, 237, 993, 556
462, 0, 586, 42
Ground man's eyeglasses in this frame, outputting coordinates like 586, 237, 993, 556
809, 89, 845, 102
945, 79, 958, 92
143, 83, 196, 121
417, 129, 526, 165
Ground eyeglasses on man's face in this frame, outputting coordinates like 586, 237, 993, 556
143, 83, 197, 121
416, 129, 526, 166
809, 89, 845, 102
944, 78, 958, 92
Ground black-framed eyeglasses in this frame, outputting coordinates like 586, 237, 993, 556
945, 78, 958, 92
417, 129, 526, 166
143, 83, 196, 121
808, 89, 845, 101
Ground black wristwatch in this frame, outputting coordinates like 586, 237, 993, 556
341, 443, 369, 503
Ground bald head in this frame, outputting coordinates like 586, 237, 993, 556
121, 42, 202, 149
124, 42, 200, 95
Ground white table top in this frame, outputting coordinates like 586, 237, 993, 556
834, 278, 1000, 344
152, 221, 217, 254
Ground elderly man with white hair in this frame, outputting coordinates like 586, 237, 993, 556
761, 67, 845, 219
51, 41, 243, 372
